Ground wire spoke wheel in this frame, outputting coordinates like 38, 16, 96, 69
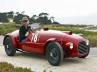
46, 42, 64, 66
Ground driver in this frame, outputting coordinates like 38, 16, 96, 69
19, 17, 31, 42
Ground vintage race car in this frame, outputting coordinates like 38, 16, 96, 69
3, 24, 90, 66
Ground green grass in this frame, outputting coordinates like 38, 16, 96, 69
0, 23, 19, 35
0, 62, 32, 72
0, 62, 52, 72
0, 24, 97, 47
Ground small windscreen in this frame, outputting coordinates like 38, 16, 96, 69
30, 23, 41, 30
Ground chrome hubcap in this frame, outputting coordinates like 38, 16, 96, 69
50, 52, 53, 57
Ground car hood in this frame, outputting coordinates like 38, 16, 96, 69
40, 30, 86, 42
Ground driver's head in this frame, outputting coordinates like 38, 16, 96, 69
21, 17, 29, 26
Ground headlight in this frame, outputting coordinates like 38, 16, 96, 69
70, 42, 73, 49
86, 40, 89, 45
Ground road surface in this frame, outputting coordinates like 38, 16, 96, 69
0, 36, 97, 72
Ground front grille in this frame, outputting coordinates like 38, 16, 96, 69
78, 41, 89, 54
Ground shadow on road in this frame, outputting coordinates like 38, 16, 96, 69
15, 52, 46, 60
14, 51, 88, 66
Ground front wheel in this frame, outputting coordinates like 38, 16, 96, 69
46, 42, 64, 66
4, 37, 16, 56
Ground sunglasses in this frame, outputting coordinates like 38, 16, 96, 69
22, 20, 28, 23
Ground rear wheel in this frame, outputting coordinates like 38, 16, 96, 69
4, 37, 16, 56
46, 42, 64, 66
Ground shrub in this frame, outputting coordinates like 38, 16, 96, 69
0, 23, 18, 35
0, 62, 32, 72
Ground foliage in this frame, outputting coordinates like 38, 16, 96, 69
0, 11, 14, 23
0, 13, 9, 22
13, 13, 29, 24
0, 23, 18, 35
0, 11, 60, 24
0, 62, 32, 72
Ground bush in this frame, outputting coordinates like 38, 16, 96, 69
14, 67, 32, 72
0, 62, 32, 72
0, 62, 14, 72
0, 23, 18, 35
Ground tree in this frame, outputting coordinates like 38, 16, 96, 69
0, 11, 60, 24
50, 16, 60, 24
39, 12, 48, 17
7, 11, 14, 18
30, 15, 38, 24
36, 12, 52, 24
13, 12, 29, 24
0, 13, 9, 22
50, 16, 55, 23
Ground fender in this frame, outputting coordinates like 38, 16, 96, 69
3, 35, 9, 45
43, 38, 56, 54
45, 38, 56, 45
3, 35, 17, 48
3, 33, 11, 45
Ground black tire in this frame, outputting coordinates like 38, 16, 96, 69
46, 42, 64, 66
79, 45, 90, 58
4, 37, 16, 56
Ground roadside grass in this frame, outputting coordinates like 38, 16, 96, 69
0, 62, 52, 72
0, 62, 32, 72
0, 23, 19, 35
0, 24, 97, 47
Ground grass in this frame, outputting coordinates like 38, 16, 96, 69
0, 62, 32, 72
0, 23, 97, 47
0, 23, 19, 35
0, 62, 52, 72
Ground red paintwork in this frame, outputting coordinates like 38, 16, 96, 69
3, 29, 88, 58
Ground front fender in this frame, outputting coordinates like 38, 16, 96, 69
45, 38, 56, 45
43, 38, 56, 54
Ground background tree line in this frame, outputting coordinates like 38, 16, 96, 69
0, 11, 60, 24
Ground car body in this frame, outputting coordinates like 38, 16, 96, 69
3, 27, 90, 66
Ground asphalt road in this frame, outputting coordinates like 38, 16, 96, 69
0, 36, 97, 72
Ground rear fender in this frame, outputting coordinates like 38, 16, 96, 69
3, 35, 17, 48
3, 35, 9, 45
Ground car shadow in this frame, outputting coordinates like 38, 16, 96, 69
14, 51, 89, 66
15, 51, 46, 60
62, 58, 88, 65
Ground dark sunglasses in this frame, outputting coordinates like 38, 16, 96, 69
22, 20, 28, 22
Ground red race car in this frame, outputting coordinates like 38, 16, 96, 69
3, 24, 90, 66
